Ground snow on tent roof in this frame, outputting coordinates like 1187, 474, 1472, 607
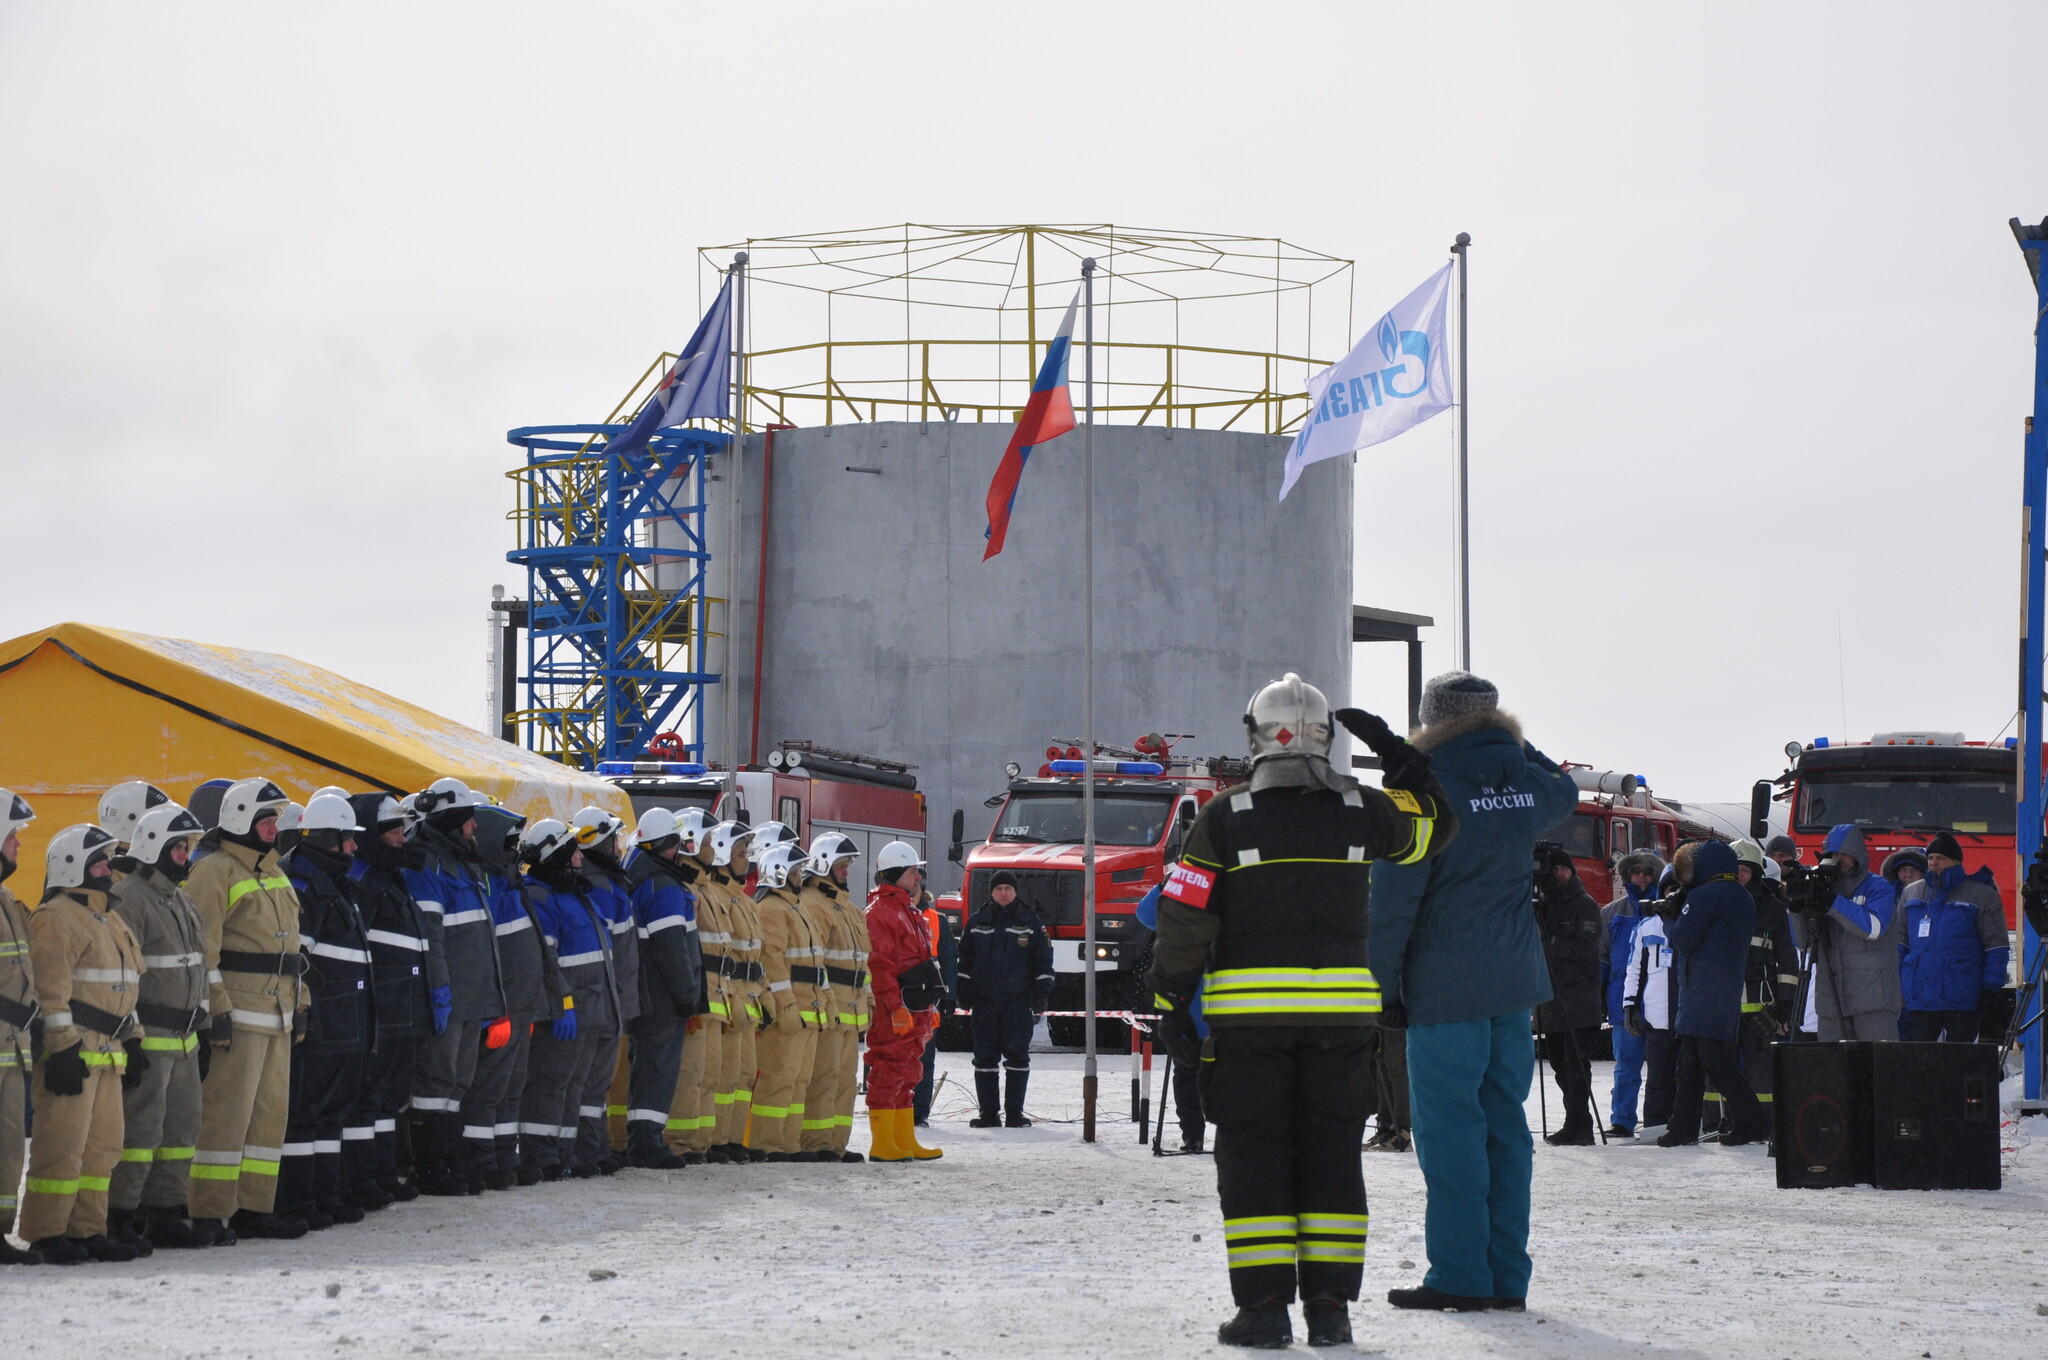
0, 622, 629, 896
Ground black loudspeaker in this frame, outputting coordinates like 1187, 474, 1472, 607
1870, 1042, 2002, 1191
1773, 1042, 1874, 1189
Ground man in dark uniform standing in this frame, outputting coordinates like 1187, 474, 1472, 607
1147, 674, 1454, 1349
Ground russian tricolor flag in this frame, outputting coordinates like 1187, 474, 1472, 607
982, 290, 1080, 560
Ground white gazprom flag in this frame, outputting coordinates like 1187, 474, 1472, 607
1279, 263, 1456, 500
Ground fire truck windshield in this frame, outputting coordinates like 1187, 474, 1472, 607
1795, 774, 2014, 836
993, 790, 1174, 848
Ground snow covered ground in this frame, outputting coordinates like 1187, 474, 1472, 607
7, 1050, 2047, 1359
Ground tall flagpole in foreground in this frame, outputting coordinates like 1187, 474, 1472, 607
1450, 232, 1472, 670
725, 252, 748, 786
1080, 257, 1099, 1143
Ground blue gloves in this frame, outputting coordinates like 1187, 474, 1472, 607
430, 985, 452, 1036
551, 1005, 578, 1042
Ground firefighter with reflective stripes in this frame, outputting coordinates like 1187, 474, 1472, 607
795, 834, 864, 1161
0, 790, 36, 1264
667, 812, 735, 1163
516, 819, 618, 1179
1733, 838, 1798, 1123
348, 793, 445, 1202
622, 807, 701, 1168
570, 807, 637, 1176
468, 803, 553, 1189
1145, 676, 1454, 1349
107, 802, 215, 1250
747, 840, 826, 1158
279, 794, 376, 1230
188, 777, 309, 1241
704, 822, 766, 1162
403, 777, 501, 1196
22, 824, 148, 1262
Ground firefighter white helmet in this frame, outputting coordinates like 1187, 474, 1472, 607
754, 842, 808, 889
0, 789, 35, 844
131, 804, 204, 866
749, 820, 797, 851
45, 823, 118, 890
415, 776, 481, 819
806, 831, 860, 879
704, 821, 750, 867
303, 794, 363, 834
1244, 672, 1333, 762
518, 818, 577, 866
98, 781, 171, 846
218, 778, 291, 837
275, 802, 307, 836
1731, 838, 1767, 873
571, 806, 627, 848
674, 806, 711, 854
875, 840, 924, 873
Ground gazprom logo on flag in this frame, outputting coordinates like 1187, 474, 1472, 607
1278, 263, 1456, 500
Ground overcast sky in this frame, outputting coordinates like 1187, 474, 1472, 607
3, 2, 2042, 803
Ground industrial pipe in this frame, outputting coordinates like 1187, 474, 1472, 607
1571, 769, 1639, 797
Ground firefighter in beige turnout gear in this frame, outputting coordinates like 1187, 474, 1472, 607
746, 841, 828, 1158
22, 824, 147, 1263
662, 810, 726, 1163
108, 802, 216, 1249
799, 833, 871, 1161
0, 790, 40, 1264
705, 823, 765, 1160
188, 778, 310, 1240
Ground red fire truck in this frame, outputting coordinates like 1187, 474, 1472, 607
935, 735, 1250, 1047
1768, 732, 2021, 929
600, 739, 927, 871
1543, 767, 1728, 901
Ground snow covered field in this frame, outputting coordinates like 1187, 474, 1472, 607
7, 1050, 2046, 1359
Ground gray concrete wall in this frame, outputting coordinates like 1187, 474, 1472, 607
704, 420, 1353, 892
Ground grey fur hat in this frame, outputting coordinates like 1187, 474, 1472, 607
1418, 670, 1499, 726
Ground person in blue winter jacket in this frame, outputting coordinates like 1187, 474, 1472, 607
1657, 840, 1766, 1147
955, 870, 1053, 1129
1899, 831, 2009, 1042
1137, 882, 1208, 1151
1600, 850, 1664, 1137
1368, 671, 1579, 1313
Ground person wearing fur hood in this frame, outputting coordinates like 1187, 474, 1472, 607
1369, 672, 1579, 1313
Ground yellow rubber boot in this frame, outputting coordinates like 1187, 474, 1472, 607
898, 1108, 943, 1161
866, 1107, 909, 1163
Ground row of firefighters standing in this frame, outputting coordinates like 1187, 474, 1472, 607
0, 772, 950, 1265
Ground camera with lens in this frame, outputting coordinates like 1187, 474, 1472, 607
1781, 856, 1842, 914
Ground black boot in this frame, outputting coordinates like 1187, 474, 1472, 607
1304, 1299, 1352, 1347
0, 1237, 46, 1265
29, 1235, 88, 1265
1387, 1284, 1491, 1312
194, 1217, 237, 1247
416, 1115, 470, 1196
1544, 1116, 1595, 1146
1217, 1299, 1293, 1348
108, 1206, 156, 1257
144, 1204, 214, 1249
78, 1233, 141, 1262
1003, 1068, 1031, 1128
969, 1070, 1001, 1127
230, 1209, 309, 1240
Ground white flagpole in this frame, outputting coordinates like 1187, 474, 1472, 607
1450, 232, 1471, 670
725, 253, 748, 785
1081, 257, 1098, 1143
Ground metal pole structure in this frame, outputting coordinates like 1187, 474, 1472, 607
2012, 217, 2048, 1101
1081, 257, 1099, 1143
724, 253, 748, 785
1450, 231, 1472, 670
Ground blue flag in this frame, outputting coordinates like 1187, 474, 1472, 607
608, 275, 734, 457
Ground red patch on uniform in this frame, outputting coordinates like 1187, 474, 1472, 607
1275, 726, 1294, 745
1161, 862, 1215, 909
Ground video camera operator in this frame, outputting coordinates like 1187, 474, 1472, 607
1532, 844, 1603, 1146
1782, 825, 1900, 1042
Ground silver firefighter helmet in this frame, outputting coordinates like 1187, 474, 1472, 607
1244, 672, 1333, 763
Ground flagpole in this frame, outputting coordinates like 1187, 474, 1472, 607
1450, 232, 1471, 670
725, 252, 748, 787
1081, 257, 1098, 1144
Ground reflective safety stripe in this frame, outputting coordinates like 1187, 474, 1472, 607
156, 1145, 195, 1161
606, 1104, 627, 1117
1300, 1209, 1369, 1261
341, 1126, 376, 1141
227, 876, 294, 906
1236, 849, 1262, 867
493, 916, 533, 937
1346, 846, 1366, 862
518, 1122, 559, 1136
578, 1105, 604, 1119
1300, 1241, 1368, 1263
558, 950, 607, 967
627, 1108, 670, 1125
1224, 1213, 1300, 1268
442, 909, 491, 927
752, 1103, 791, 1118
307, 942, 373, 964
414, 900, 445, 915
366, 929, 429, 952
1741, 1002, 1766, 1013
1202, 968, 1381, 1017
230, 1009, 288, 1031
242, 1158, 280, 1177
1393, 814, 1435, 866
120, 1147, 156, 1163
80, 1048, 129, 1068
75, 967, 140, 984
26, 1177, 79, 1195
45, 1011, 74, 1028
462, 1125, 493, 1141
140, 1033, 201, 1052
144, 951, 204, 968
374, 1120, 397, 1133
769, 980, 793, 993
190, 1163, 242, 1181
1230, 792, 1254, 813
800, 1116, 835, 1131
314, 1139, 342, 1155
644, 914, 690, 935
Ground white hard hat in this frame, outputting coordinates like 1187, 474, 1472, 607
357, 794, 407, 831
876, 840, 925, 873
0, 789, 35, 843
302, 793, 363, 834
415, 776, 482, 819
753, 842, 808, 889
98, 781, 171, 845
311, 785, 351, 804
806, 831, 860, 880
45, 823, 117, 891
131, 803, 205, 866
275, 802, 307, 836
218, 778, 291, 837
518, 818, 577, 867
571, 806, 627, 848
635, 807, 682, 846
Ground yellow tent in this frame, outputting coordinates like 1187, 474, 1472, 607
0, 622, 628, 897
